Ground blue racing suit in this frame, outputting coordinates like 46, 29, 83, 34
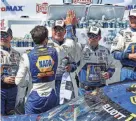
15, 45, 58, 114
111, 27, 136, 81
1, 46, 20, 115
77, 44, 115, 95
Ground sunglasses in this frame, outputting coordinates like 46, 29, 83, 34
87, 33, 99, 39
1, 32, 9, 39
53, 26, 65, 33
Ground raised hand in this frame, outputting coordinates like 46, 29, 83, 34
64, 10, 78, 25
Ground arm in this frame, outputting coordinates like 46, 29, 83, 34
55, 38, 76, 61
64, 42, 83, 73
64, 10, 78, 41
52, 49, 58, 75
1, 49, 21, 84
70, 62, 77, 72
106, 53, 115, 78
65, 61, 77, 72
15, 53, 29, 85
112, 51, 129, 60
110, 33, 127, 60
75, 53, 85, 75
65, 25, 77, 41
107, 67, 115, 78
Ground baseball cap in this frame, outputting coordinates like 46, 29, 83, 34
1, 27, 12, 38
53, 20, 65, 28
55, 20, 65, 27
53, 20, 66, 32
129, 9, 136, 17
87, 26, 101, 38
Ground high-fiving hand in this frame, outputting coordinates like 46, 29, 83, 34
64, 10, 78, 25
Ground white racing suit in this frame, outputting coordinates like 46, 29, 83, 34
0, 46, 20, 115
47, 25, 82, 104
15, 73, 32, 114
77, 44, 115, 95
48, 37, 78, 104
65, 25, 84, 98
15, 49, 32, 114
111, 27, 136, 81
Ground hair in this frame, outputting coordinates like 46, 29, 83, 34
30, 26, 48, 44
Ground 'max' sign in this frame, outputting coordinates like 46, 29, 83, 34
102, 104, 126, 120
1, 6, 24, 12
126, 5, 136, 10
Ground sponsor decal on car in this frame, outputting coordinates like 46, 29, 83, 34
130, 96, 136, 105
130, 84, 136, 94
36, 2, 48, 14
102, 104, 126, 120
125, 113, 136, 121
129, 84, 136, 105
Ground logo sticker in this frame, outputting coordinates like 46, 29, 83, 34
125, 113, 136, 121
36, 55, 54, 78
1, 6, 24, 12
36, 3, 48, 14
130, 96, 136, 105
36, 55, 54, 72
126, 5, 136, 10
102, 104, 126, 120
130, 84, 136, 94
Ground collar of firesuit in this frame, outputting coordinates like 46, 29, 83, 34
88, 44, 99, 51
34, 44, 47, 49
52, 37, 64, 46
1, 45, 11, 52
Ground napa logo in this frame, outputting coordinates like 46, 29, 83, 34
39, 60, 52, 67
126, 5, 136, 10
36, 56, 54, 72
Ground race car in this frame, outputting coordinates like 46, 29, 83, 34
2, 81, 136, 121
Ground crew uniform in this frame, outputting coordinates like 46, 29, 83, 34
111, 27, 136, 81
15, 45, 58, 114
77, 27, 115, 95
1, 28, 20, 115
48, 21, 77, 104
